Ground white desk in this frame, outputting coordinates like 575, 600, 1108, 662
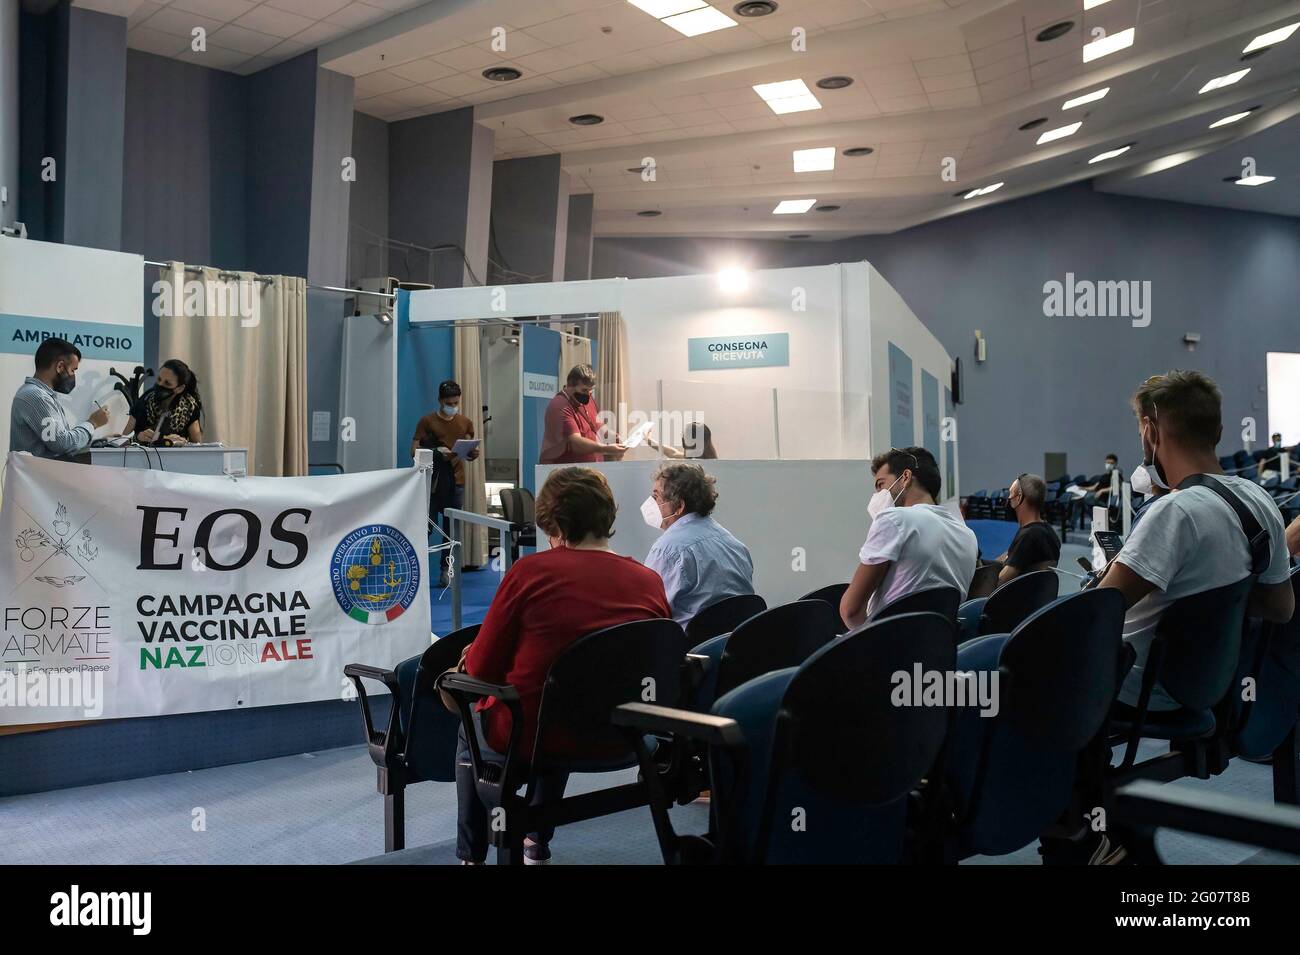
77, 445, 248, 476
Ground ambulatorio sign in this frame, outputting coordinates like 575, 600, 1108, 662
688, 332, 790, 371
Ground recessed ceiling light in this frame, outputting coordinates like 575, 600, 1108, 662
1089, 144, 1134, 163
569, 113, 605, 125
733, 0, 777, 15
1209, 108, 1257, 128
1084, 0, 1112, 8
816, 76, 853, 90
717, 267, 748, 292
482, 66, 522, 82
627, 0, 706, 17
1062, 87, 1109, 110
793, 147, 836, 172
1036, 121, 1082, 145
636, 209, 662, 216
1234, 174, 1276, 186
963, 182, 1003, 199
788, 233, 811, 239
1019, 117, 1049, 131
1199, 68, 1250, 94
815, 204, 840, 212
1243, 22, 1298, 54
627, 165, 647, 173
842, 146, 874, 156
1036, 21, 1074, 42
1083, 26, 1135, 62
753, 78, 822, 114
662, 5, 738, 36
773, 199, 816, 214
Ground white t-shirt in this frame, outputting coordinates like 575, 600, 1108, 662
858, 504, 979, 618
1116, 474, 1290, 710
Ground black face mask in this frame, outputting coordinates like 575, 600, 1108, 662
53, 370, 76, 395
572, 391, 591, 405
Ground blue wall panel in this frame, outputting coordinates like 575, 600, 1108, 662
521, 325, 562, 493
395, 289, 454, 467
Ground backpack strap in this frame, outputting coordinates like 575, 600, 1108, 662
1176, 473, 1270, 576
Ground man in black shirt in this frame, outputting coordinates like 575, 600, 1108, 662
998, 473, 1061, 584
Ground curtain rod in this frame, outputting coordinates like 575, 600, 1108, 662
143, 260, 396, 300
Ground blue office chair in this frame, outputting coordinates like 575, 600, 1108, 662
798, 582, 851, 633
615, 611, 957, 864
684, 593, 767, 647
875, 585, 963, 627
957, 569, 1059, 642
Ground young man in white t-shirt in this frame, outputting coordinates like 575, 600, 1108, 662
841, 446, 978, 630
1099, 371, 1293, 711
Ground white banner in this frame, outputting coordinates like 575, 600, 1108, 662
0, 454, 431, 724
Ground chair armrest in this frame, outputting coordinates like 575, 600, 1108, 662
342, 663, 400, 759
437, 672, 520, 703
1114, 781, 1300, 855
344, 663, 400, 693
613, 703, 745, 747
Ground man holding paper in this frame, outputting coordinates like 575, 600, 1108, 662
412, 380, 480, 581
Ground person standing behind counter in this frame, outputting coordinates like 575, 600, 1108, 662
124, 359, 203, 446
9, 338, 109, 458
539, 364, 626, 464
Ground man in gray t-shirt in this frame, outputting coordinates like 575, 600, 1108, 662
1100, 371, 1293, 710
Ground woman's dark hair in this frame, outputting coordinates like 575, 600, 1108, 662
439, 379, 462, 400
161, 358, 201, 409
535, 467, 617, 543
683, 422, 716, 459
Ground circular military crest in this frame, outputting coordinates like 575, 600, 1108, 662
330, 524, 420, 624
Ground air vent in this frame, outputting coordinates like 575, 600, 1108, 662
842, 146, 874, 157
734, 1, 778, 17
569, 113, 605, 126
1019, 117, 1049, 131
816, 76, 853, 90
482, 66, 521, 82
1036, 21, 1073, 42
636, 210, 662, 217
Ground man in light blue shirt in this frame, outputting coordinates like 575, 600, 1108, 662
9, 338, 108, 459
642, 462, 754, 626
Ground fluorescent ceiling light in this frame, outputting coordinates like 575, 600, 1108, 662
1036, 121, 1082, 145
662, 5, 737, 36
793, 147, 836, 172
717, 268, 748, 293
1083, 26, 1134, 62
1243, 22, 1298, 53
753, 79, 822, 114
1063, 87, 1109, 110
1089, 145, 1131, 163
1235, 175, 1275, 186
963, 182, 1003, 199
773, 199, 817, 214
1209, 111, 1253, 128
1199, 68, 1250, 94
627, 0, 706, 17
1084, 0, 1112, 8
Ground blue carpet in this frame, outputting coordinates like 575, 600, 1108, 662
429, 566, 503, 633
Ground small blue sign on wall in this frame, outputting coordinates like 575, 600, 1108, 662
688, 333, 790, 371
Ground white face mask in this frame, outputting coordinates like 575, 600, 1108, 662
641, 495, 666, 530
867, 476, 904, 519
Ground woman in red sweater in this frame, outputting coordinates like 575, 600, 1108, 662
456, 467, 671, 864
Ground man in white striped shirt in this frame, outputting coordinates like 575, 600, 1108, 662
8, 338, 109, 459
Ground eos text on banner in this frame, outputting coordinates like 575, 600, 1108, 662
687, 333, 790, 371
0, 454, 431, 725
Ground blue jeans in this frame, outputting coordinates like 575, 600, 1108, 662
455, 720, 569, 862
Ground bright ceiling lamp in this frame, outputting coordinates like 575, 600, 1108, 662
772, 199, 817, 214
963, 182, 1003, 199
1243, 22, 1298, 54
793, 147, 836, 172
627, 0, 706, 17
1234, 175, 1275, 186
1063, 87, 1109, 110
717, 268, 749, 293
1084, 0, 1113, 8
1036, 121, 1082, 145
662, 5, 737, 35
753, 78, 822, 114
1082, 26, 1134, 62
1088, 145, 1132, 163
1199, 68, 1250, 94
1209, 110, 1254, 128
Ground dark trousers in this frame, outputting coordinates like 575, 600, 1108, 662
455, 720, 569, 862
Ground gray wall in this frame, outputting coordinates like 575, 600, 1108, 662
347, 109, 389, 287
565, 192, 594, 282
593, 183, 1300, 495
490, 153, 565, 283
0, 0, 18, 229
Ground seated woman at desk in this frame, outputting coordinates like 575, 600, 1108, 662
124, 359, 203, 446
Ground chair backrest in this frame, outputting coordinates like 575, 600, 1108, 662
781, 611, 956, 804
967, 563, 1002, 600
685, 593, 768, 645
499, 488, 523, 525
999, 588, 1126, 751
717, 600, 839, 698
981, 570, 1059, 635
874, 585, 962, 624
404, 624, 481, 782
1236, 568, 1300, 757
1153, 576, 1254, 711
796, 582, 850, 633
519, 487, 536, 523
534, 618, 685, 761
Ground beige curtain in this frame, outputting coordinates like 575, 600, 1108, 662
558, 330, 592, 385
455, 325, 488, 567
158, 262, 308, 476
597, 311, 629, 429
